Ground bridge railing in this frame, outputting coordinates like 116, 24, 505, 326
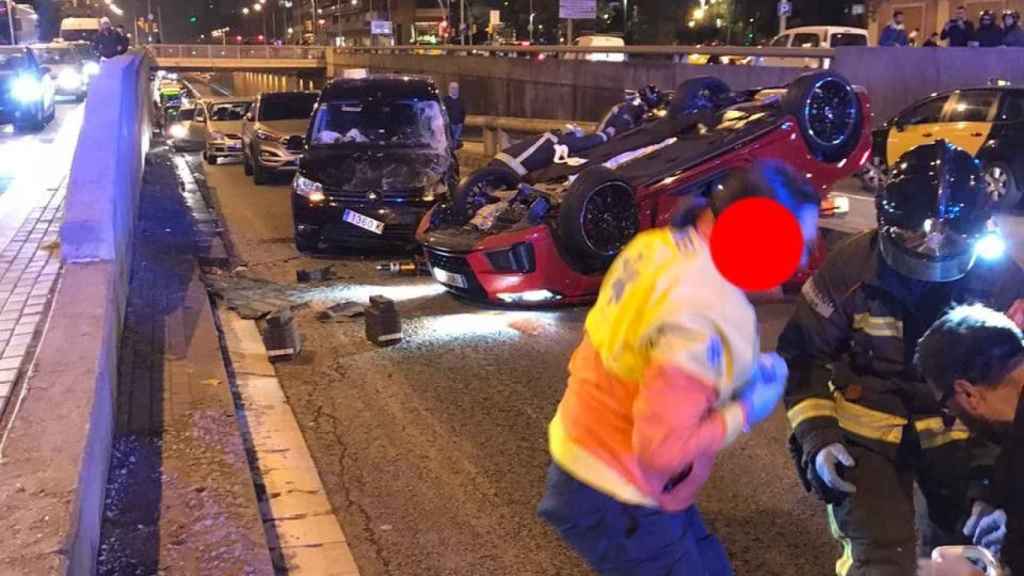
148, 44, 326, 61
332, 43, 835, 65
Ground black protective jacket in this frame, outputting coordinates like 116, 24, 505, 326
443, 95, 465, 125
92, 29, 123, 59
940, 20, 975, 46
779, 231, 1024, 477
976, 24, 1006, 46
991, 397, 1024, 573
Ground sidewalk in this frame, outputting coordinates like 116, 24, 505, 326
96, 148, 274, 575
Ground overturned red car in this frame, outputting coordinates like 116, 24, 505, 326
417, 71, 872, 305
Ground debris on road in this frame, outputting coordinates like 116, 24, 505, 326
365, 295, 402, 346
376, 259, 430, 276
316, 300, 366, 323
261, 308, 302, 361
297, 265, 338, 283
205, 274, 307, 320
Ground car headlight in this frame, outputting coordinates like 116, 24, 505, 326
256, 128, 278, 142
294, 174, 325, 203
169, 123, 188, 139
12, 76, 42, 103
422, 179, 449, 202
83, 61, 100, 77
58, 69, 82, 90
209, 131, 225, 141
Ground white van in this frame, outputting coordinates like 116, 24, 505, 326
760, 26, 869, 68
565, 35, 626, 62
59, 17, 100, 43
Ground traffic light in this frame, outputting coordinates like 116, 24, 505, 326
188, 15, 198, 24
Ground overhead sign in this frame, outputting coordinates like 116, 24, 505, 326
559, 0, 596, 20
370, 20, 393, 35
489, 10, 500, 26
777, 0, 792, 17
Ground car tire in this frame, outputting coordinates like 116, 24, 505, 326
669, 77, 732, 119
451, 165, 520, 221
253, 156, 269, 185
243, 149, 253, 176
294, 234, 319, 253
557, 166, 638, 270
204, 150, 216, 165
782, 71, 863, 164
984, 161, 1022, 209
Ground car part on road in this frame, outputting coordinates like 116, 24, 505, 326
260, 308, 302, 361
984, 161, 1022, 209
316, 301, 366, 322
782, 71, 862, 163
296, 265, 337, 283
365, 295, 402, 346
377, 259, 430, 276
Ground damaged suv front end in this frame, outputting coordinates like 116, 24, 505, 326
292, 76, 457, 252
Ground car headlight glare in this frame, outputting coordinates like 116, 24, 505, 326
975, 232, 1007, 261
169, 123, 188, 139
58, 69, 82, 90
83, 61, 100, 77
496, 290, 560, 303
12, 76, 42, 103
294, 174, 325, 202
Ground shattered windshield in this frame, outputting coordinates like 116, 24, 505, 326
310, 98, 447, 150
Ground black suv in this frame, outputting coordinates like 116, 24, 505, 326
292, 75, 457, 251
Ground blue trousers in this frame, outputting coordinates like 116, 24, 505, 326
538, 463, 734, 576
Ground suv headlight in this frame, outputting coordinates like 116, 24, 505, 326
256, 128, 278, 142
294, 174, 325, 202
12, 76, 42, 103
169, 123, 188, 139
58, 69, 82, 90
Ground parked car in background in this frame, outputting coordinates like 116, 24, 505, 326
0, 46, 55, 133
863, 84, 1024, 208
195, 97, 252, 165
31, 42, 98, 102
758, 26, 868, 68
564, 35, 626, 62
292, 75, 458, 252
166, 106, 202, 151
59, 17, 100, 43
241, 91, 319, 184
418, 72, 870, 305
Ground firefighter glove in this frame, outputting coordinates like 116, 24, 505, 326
814, 443, 857, 494
964, 501, 1007, 556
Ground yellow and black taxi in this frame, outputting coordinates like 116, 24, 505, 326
866, 85, 1024, 208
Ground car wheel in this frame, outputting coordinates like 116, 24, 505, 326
204, 151, 216, 165
294, 233, 320, 253
782, 71, 862, 163
669, 77, 731, 119
558, 166, 638, 270
243, 149, 253, 176
253, 155, 269, 185
984, 161, 1022, 209
858, 156, 889, 193
451, 165, 521, 221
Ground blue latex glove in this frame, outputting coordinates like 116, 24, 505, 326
964, 502, 1007, 556
738, 352, 789, 428
814, 443, 857, 494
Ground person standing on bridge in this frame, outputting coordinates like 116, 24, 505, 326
443, 81, 465, 149
538, 162, 822, 575
1001, 11, 1024, 47
92, 17, 123, 60
974, 11, 1005, 47
941, 6, 975, 47
880, 10, 910, 46
778, 141, 1024, 576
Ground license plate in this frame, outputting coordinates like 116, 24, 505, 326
342, 209, 385, 235
432, 267, 468, 289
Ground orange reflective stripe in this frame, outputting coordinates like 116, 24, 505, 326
787, 398, 837, 429
834, 393, 906, 444
915, 417, 971, 449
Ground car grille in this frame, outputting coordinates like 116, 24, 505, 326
323, 185, 425, 203
424, 248, 488, 300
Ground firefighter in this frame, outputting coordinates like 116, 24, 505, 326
778, 140, 1024, 576
538, 162, 822, 574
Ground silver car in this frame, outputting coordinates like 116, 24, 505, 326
241, 91, 318, 184
31, 42, 98, 102
192, 96, 252, 165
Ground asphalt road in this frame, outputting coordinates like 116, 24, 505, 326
194, 155, 842, 576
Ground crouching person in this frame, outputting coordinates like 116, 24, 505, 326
916, 304, 1024, 575
538, 162, 822, 575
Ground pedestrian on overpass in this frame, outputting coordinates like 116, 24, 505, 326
879, 10, 910, 46
92, 17, 122, 60
114, 24, 130, 55
974, 11, 1004, 47
779, 141, 1024, 576
941, 6, 975, 47
1002, 11, 1024, 47
539, 162, 822, 575
443, 81, 465, 149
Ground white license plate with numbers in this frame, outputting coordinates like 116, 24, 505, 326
342, 209, 385, 234
432, 267, 468, 288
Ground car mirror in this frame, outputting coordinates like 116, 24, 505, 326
245, 112, 254, 122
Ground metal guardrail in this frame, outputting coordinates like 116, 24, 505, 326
334, 43, 835, 59
466, 114, 601, 156
147, 44, 326, 61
